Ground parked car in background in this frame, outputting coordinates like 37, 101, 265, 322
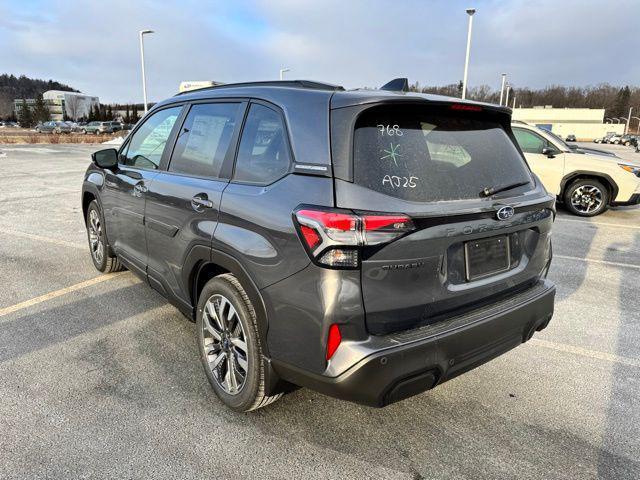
35, 121, 72, 134
620, 134, 637, 147
65, 121, 82, 132
512, 122, 640, 216
81, 121, 115, 134
608, 134, 623, 145
565, 134, 576, 142
109, 121, 123, 132
595, 133, 615, 144
82, 80, 557, 411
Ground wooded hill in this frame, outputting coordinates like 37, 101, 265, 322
0, 74, 78, 119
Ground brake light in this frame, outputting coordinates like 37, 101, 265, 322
294, 208, 414, 268
326, 324, 342, 360
450, 104, 483, 112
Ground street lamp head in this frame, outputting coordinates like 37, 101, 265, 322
466, 8, 476, 15
140, 29, 154, 35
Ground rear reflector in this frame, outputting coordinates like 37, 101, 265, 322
294, 208, 414, 268
326, 324, 342, 360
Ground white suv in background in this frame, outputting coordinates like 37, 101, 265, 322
512, 122, 640, 216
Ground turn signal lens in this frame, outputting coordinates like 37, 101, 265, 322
619, 164, 640, 177
326, 324, 342, 360
318, 248, 359, 268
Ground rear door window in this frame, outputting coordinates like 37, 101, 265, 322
353, 105, 532, 202
168, 102, 241, 178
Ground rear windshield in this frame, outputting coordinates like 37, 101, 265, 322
353, 105, 532, 202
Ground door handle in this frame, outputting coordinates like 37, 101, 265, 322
133, 182, 148, 197
191, 194, 213, 211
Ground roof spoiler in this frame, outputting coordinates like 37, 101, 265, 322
380, 78, 409, 92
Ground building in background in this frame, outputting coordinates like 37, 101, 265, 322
43, 91, 99, 120
511, 106, 624, 140
13, 90, 99, 121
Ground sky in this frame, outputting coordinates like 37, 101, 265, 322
0, 0, 638, 103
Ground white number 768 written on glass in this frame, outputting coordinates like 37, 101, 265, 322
377, 124, 403, 136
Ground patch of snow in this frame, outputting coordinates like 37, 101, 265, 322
102, 137, 125, 145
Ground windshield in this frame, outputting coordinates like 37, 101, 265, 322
353, 105, 532, 202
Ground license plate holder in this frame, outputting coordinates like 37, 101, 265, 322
465, 235, 511, 281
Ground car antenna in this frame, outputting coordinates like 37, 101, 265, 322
380, 78, 409, 92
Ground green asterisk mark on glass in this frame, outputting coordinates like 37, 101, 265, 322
381, 143, 402, 166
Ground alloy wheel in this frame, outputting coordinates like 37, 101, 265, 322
88, 209, 104, 264
570, 184, 603, 214
202, 294, 249, 395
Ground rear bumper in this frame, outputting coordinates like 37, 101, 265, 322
611, 194, 640, 207
273, 279, 555, 407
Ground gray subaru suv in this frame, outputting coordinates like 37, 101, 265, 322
82, 79, 556, 411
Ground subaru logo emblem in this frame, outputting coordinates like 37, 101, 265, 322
496, 206, 515, 221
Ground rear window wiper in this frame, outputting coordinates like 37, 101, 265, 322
480, 181, 530, 197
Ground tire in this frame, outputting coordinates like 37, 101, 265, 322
95, 130, 100, 135
624, 141, 630, 146
85, 200, 124, 272
196, 274, 283, 412
81, 129, 86, 134
563, 178, 609, 217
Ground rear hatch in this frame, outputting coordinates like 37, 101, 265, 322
330, 98, 554, 335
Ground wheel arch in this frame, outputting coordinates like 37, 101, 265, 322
188, 249, 270, 356
189, 249, 287, 396
559, 171, 618, 204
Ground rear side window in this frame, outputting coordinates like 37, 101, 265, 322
233, 104, 291, 184
169, 103, 240, 178
353, 106, 532, 202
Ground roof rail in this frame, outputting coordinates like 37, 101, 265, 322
175, 80, 344, 96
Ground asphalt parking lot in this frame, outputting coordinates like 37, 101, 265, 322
1, 144, 639, 479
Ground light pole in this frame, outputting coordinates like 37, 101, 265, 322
139, 29, 154, 113
461, 8, 476, 100
499, 73, 506, 106
632, 116, 640, 134
505, 83, 511, 107
625, 107, 633, 135
279, 68, 290, 81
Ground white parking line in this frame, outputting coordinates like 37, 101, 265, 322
531, 338, 640, 369
1, 229, 85, 250
0, 272, 133, 318
554, 254, 640, 271
556, 217, 640, 230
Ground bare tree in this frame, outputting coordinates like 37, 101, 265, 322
65, 95, 82, 121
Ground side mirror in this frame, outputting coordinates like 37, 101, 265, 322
92, 148, 118, 169
541, 147, 557, 158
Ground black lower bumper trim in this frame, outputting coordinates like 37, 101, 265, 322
272, 280, 556, 407
611, 193, 640, 207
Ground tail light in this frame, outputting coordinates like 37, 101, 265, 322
294, 207, 414, 268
